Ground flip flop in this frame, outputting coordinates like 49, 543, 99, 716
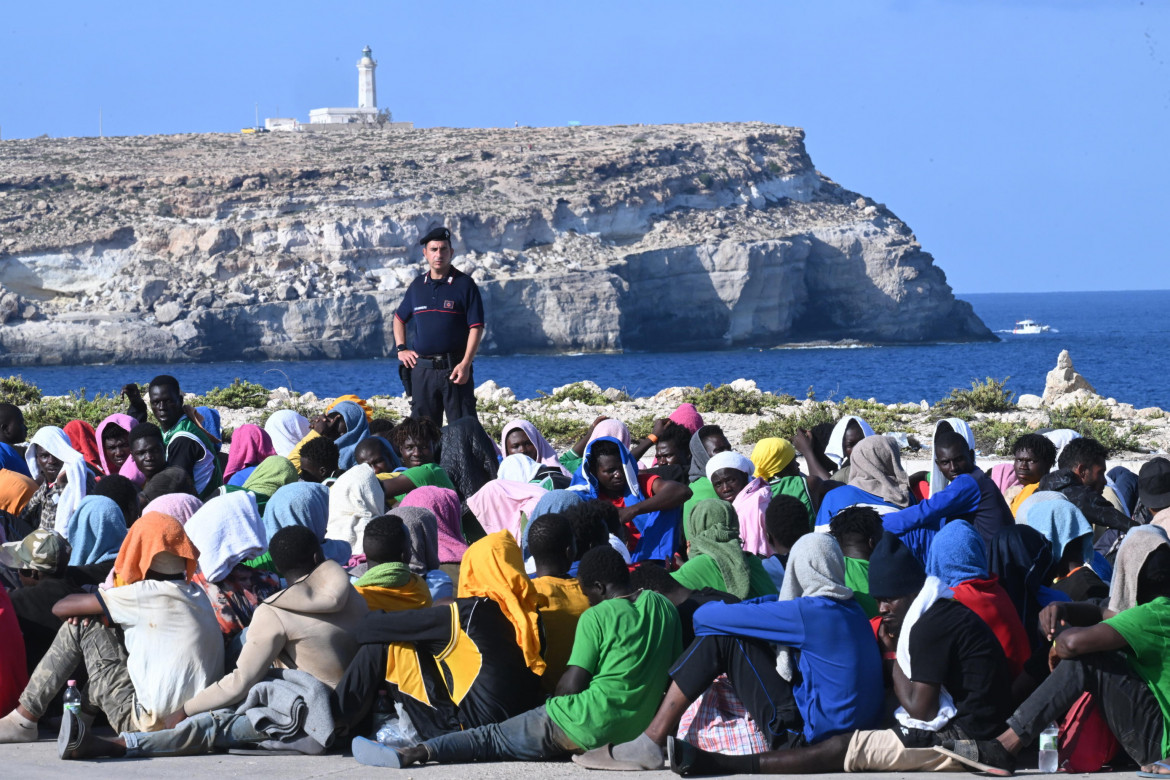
934, 743, 1015, 777
352, 736, 403, 768
1137, 759, 1170, 777
572, 743, 660, 771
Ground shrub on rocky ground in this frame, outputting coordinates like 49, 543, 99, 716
972, 420, 1034, 456
837, 397, 912, 434
537, 382, 620, 406
1049, 399, 1147, 454
931, 377, 1016, 420
195, 379, 271, 409
685, 383, 769, 415
743, 402, 837, 445
25, 390, 123, 430
0, 375, 42, 406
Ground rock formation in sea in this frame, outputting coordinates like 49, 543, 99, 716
0, 123, 994, 365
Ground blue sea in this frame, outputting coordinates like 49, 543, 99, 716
10, 291, 1169, 410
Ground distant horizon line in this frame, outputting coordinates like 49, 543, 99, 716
956, 289, 1168, 296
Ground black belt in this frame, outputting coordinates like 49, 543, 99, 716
414, 353, 461, 370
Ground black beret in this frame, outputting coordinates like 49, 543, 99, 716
419, 227, 451, 246
868, 532, 926, 600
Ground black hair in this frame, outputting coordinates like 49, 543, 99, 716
629, 562, 680, 595
527, 514, 575, 563
1058, 437, 1108, 471
1137, 545, 1170, 604
300, 436, 340, 472
696, 425, 726, 444
0, 403, 24, 427
660, 422, 692, 455
576, 545, 630, 589
268, 525, 321, 576
1010, 433, 1057, 468
934, 431, 971, 454
765, 495, 812, 550
148, 375, 182, 396
354, 437, 387, 460
369, 418, 396, 436
563, 499, 614, 558
140, 467, 197, 504
363, 515, 408, 566
390, 416, 441, 452
586, 439, 621, 474
93, 475, 141, 526
100, 421, 131, 444
128, 422, 163, 446
829, 505, 884, 544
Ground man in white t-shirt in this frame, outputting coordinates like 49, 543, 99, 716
0, 515, 222, 742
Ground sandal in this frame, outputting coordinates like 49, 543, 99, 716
1138, 759, 1170, 777
934, 739, 1016, 777
572, 743, 662, 771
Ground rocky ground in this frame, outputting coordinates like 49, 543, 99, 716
0, 122, 991, 364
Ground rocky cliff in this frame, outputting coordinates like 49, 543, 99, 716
0, 122, 993, 365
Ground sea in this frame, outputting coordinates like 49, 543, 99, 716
10, 290, 1170, 410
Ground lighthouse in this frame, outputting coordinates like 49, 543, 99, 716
358, 46, 377, 109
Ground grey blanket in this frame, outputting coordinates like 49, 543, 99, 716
235, 669, 336, 754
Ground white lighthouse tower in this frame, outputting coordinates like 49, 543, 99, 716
358, 46, 377, 109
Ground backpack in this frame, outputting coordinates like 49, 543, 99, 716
1058, 692, 1119, 773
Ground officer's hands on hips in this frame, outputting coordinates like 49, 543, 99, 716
450, 361, 471, 385
398, 349, 418, 368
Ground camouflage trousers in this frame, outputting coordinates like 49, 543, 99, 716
19, 618, 137, 733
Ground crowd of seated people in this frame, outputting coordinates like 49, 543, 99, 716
1, 382, 1169, 777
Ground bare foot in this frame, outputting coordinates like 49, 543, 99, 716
399, 746, 428, 767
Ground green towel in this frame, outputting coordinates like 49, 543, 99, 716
685, 499, 751, 599
355, 561, 413, 589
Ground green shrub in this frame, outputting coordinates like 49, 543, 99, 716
837, 397, 910, 434
0, 375, 42, 405
1049, 400, 1145, 454
626, 414, 657, 442
743, 402, 837, 445
931, 377, 1016, 420
971, 420, 1034, 456
25, 390, 125, 430
537, 382, 618, 406
684, 383, 766, 415
195, 379, 271, 410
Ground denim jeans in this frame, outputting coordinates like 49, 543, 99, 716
123, 709, 265, 757
421, 706, 579, 764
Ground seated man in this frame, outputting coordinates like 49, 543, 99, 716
380, 417, 456, 501
665, 532, 1014, 776
352, 545, 682, 768
629, 562, 737, 647
989, 433, 1056, 514
126, 377, 222, 499
760, 495, 814, 590
0, 513, 223, 743
527, 514, 590, 695
298, 436, 341, 485
590, 533, 883, 771
881, 432, 1014, 549
56, 525, 370, 760
127, 423, 172, 492
355, 515, 433, 611
828, 506, 884, 619
1038, 437, 1134, 552
0, 403, 31, 477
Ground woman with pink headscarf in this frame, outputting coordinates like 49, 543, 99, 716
399, 485, 467, 588
559, 416, 632, 475
95, 413, 146, 487
224, 424, 277, 485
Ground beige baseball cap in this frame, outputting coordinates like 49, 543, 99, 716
0, 529, 70, 573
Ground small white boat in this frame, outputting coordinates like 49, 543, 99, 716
1012, 319, 1050, 334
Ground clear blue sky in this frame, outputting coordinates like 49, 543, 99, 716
2, 1, 1166, 293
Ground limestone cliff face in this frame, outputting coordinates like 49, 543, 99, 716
0, 123, 993, 365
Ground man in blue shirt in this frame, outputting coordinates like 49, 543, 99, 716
393, 227, 485, 425
0, 404, 31, 477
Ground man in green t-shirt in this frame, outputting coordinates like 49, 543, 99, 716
828, 505, 883, 619
936, 537, 1170, 776
350, 545, 681, 768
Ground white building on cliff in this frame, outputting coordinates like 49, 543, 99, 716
265, 46, 412, 131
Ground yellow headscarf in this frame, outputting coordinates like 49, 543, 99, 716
326, 394, 373, 423
457, 530, 546, 675
751, 437, 796, 481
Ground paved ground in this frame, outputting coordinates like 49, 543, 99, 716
0, 738, 1144, 779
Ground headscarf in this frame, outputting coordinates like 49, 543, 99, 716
440, 417, 499, 500
590, 419, 631, 449
112, 511, 199, 585
326, 394, 373, 422
571, 436, 643, 503
498, 454, 543, 484
391, 505, 441, 574
25, 426, 90, 533
1017, 491, 1094, 567
522, 489, 584, 558
467, 479, 547, 539
457, 530, 546, 675
333, 400, 372, 471
750, 438, 796, 481
825, 416, 875, 467
63, 421, 102, 472
194, 406, 222, 442
1043, 429, 1081, 461
142, 493, 203, 526
364, 435, 403, 473
184, 492, 266, 583
95, 413, 146, 487
988, 462, 1022, 495
1108, 466, 1139, 519
0, 470, 37, 516
1108, 525, 1170, 614
705, 451, 755, 482
685, 499, 751, 599
65, 495, 128, 566
848, 435, 912, 508
263, 482, 350, 564
500, 420, 570, 476
688, 429, 714, 483
224, 424, 277, 481
241, 456, 300, 500
668, 403, 705, 436
775, 533, 853, 681
929, 418, 976, 495
925, 520, 988, 589
326, 463, 384, 555
265, 410, 311, 458
400, 486, 466, 564
987, 525, 1052, 646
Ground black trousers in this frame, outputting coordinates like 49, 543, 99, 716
669, 634, 804, 750
1007, 651, 1165, 766
410, 364, 477, 426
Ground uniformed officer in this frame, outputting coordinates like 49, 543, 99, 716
393, 227, 485, 425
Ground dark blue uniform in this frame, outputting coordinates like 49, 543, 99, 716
395, 268, 484, 424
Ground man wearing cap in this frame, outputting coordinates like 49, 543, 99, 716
1138, 457, 1170, 526
393, 227, 485, 425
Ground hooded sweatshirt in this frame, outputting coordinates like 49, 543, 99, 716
183, 559, 368, 715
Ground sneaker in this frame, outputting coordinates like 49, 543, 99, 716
0, 711, 38, 743
935, 739, 1017, 776
667, 736, 699, 776
58, 708, 88, 760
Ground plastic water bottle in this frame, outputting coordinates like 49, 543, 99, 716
63, 680, 82, 715
1038, 722, 1060, 773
